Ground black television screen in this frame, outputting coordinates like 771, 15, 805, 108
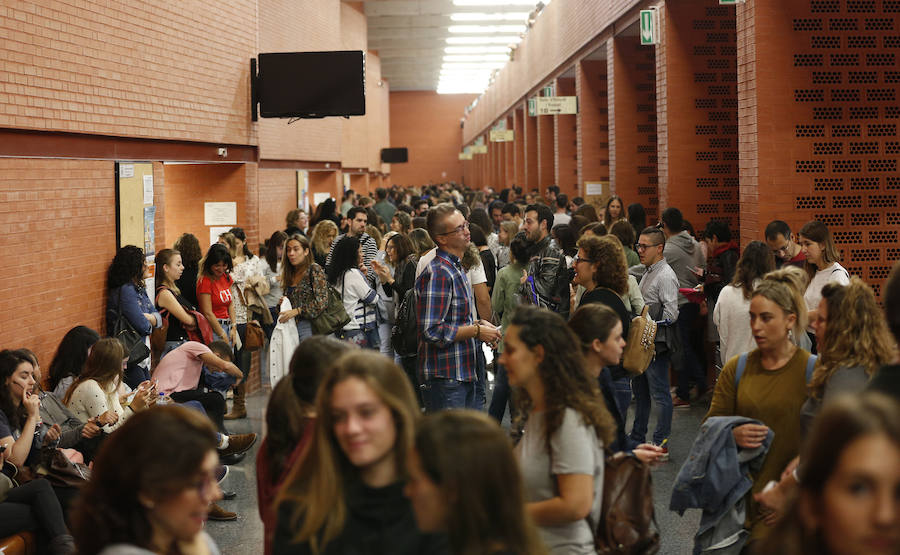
381, 148, 408, 163
257, 51, 365, 118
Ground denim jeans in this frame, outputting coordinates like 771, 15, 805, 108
630, 352, 673, 446
488, 362, 512, 422
473, 345, 487, 411
421, 377, 477, 413
297, 319, 313, 342
159, 340, 185, 360
378, 321, 394, 359
611, 376, 633, 422
675, 302, 706, 400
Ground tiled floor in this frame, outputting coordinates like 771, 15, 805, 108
207, 385, 708, 555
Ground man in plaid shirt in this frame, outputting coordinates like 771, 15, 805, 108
416, 203, 501, 412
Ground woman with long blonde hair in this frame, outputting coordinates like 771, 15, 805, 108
273, 351, 446, 555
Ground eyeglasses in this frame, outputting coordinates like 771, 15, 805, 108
573, 255, 594, 265
635, 243, 661, 251
439, 222, 469, 236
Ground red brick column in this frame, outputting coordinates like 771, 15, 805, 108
577, 58, 610, 198
555, 77, 578, 197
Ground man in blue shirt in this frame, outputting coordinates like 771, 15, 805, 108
416, 203, 501, 412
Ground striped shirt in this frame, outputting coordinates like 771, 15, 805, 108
639, 258, 680, 323
416, 249, 478, 382
325, 232, 378, 288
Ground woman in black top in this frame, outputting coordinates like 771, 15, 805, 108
571, 234, 634, 419
154, 248, 198, 359
469, 224, 496, 294
273, 352, 447, 555
173, 233, 202, 308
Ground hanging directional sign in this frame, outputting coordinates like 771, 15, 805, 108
535, 96, 578, 115
528, 97, 537, 117
640, 9, 659, 46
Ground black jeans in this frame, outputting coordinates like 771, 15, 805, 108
170, 390, 227, 432
0, 479, 68, 539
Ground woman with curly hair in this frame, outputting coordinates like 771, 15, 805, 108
499, 306, 615, 555
754, 277, 897, 522
570, 235, 634, 420
310, 219, 339, 269
107, 245, 160, 388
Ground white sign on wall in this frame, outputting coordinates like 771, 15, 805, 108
204, 202, 237, 226
535, 96, 578, 115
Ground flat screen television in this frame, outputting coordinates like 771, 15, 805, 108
381, 148, 408, 163
257, 51, 365, 118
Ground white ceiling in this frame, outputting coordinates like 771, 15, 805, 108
361, 0, 545, 91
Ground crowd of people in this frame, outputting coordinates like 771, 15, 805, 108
1, 182, 898, 555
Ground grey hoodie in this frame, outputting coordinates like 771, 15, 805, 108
664, 230, 706, 306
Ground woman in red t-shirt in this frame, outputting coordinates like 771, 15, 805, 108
197, 244, 238, 345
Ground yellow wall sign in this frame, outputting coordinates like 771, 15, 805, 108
471, 145, 488, 154
490, 129, 515, 142
459, 151, 473, 160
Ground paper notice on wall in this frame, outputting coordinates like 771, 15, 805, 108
143, 175, 154, 205
585, 182, 607, 197
119, 164, 134, 178
313, 192, 331, 207
209, 226, 231, 247
204, 202, 237, 226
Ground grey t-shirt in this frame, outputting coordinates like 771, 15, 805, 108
516, 408, 604, 555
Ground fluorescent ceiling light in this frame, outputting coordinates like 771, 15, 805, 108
446, 36, 522, 45
453, 0, 539, 6
445, 46, 510, 54
441, 64, 506, 71
450, 12, 529, 21
449, 25, 526, 33
444, 54, 509, 62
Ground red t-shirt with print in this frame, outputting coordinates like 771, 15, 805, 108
196, 273, 233, 320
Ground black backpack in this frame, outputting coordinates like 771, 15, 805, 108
391, 287, 418, 357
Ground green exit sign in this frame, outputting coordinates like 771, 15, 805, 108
640, 9, 659, 46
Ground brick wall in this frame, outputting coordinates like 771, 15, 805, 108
658, 1, 739, 233
257, 0, 343, 162
749, 0, 900, 299
0, 0, 257, 145
162, 163, 256, 251
577, 59, 610, 192
389, 91, 476, 186
555, 77, 578, 196
0, 158, 116, 366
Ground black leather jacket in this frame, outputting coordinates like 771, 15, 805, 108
520, 235, 570, 318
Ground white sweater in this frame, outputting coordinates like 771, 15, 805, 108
713, 284, 757, 366
66, 379, 129, 431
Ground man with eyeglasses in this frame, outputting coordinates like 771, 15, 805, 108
519, 203, 571, 318
416, 203, 501, 413
764, 220, 806, 269
630, 226, 679, 460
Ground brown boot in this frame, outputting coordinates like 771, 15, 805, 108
207, 503, 237, 521
218, 433, 257, 457
224, 383, 246, 420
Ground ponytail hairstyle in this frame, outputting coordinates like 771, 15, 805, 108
154, 248, 181, 295
228, 227, 254, 259
751, 266, 809, 340
809, 278, 897, 399
568, 303, 623, 354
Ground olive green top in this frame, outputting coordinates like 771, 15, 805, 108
705, 347, 813, 541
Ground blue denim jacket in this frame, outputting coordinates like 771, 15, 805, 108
670, 416, 773, 555
108, 283, 161, 336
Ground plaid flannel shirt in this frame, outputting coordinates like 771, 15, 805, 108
415, 249, 478, 382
